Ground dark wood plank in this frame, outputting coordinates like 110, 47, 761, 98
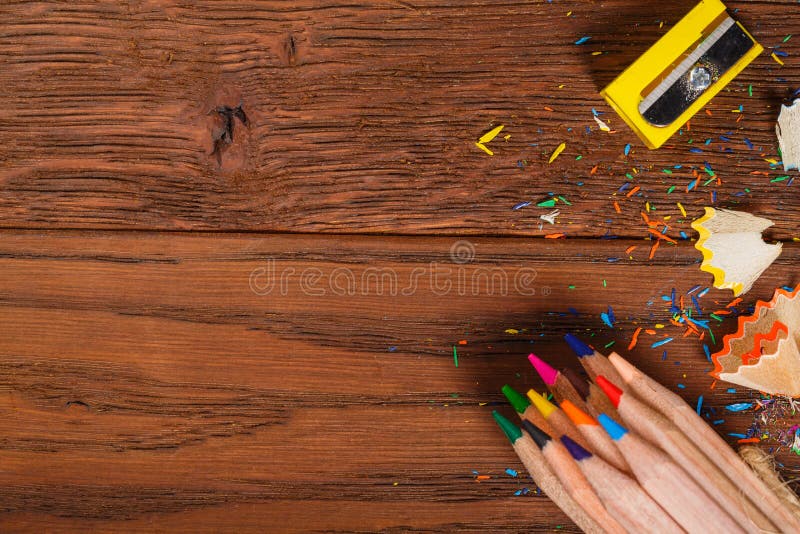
1, 231, 797, 531
0, 1, 798, 236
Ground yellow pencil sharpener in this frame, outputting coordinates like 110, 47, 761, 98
601, 0, 763, 149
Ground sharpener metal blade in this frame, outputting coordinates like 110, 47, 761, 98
638, 17, 756, 127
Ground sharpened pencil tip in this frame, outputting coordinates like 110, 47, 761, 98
526, 389, 556, 418
528, 353, 558, 385
598, 413, 628, 441
521, 419, 552, 449
564, 333, 593, 357
595, 375, 623, 408
502, 384, 532, 414
561, 367, 590, 400
493, 410, 523, 443
560, 399, 597, 427
560, 435, 592, 461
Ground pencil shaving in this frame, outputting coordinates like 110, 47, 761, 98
712, 285, 800, 396
777, 98, 800, 171
692, 207, 782, 296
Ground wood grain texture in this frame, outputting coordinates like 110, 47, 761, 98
1, 231, 798, 531
3, 0, 800, 531
0, 0, 798, 236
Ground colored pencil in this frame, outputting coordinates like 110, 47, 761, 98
560, 435, 682, 534
596, 375, 777, 533
528, 352, 590, 413
559, 399, 629, 473
501, 384, 556, 436
493, 411, 605, 534
521, 420, 628, 534
608, 351, 800, 533
560, 366, 621, 422
563, 333, 625, 386
526, 388, 592, 452
597, 414, 745, 533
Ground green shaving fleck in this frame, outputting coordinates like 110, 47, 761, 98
537, 199, 557, 207
453, 346, 458, 367
667, 185, 676, 194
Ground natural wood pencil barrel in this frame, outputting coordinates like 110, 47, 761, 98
527, 389, 592, 452
561, 367, 622, 423
598, 414, 745, 534
521, 420, 628, 534
560, 435, 682, 534
560, 399, 629, 473
597, 375, 777, 533
608, 352, 800, 533
493, 410, 606, 534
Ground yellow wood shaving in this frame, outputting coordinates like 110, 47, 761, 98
548, 142, 566, 163
478, 125, 504, 144
475, 142, 493, 156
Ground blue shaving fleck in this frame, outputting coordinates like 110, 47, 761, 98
725, 402, 753, 412
651, 338, 673, 348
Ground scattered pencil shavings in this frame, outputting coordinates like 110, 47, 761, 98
475, 125, 504, 155
691, 208, 782, 296
712, 286, 800, 396
777, 99, 800, 170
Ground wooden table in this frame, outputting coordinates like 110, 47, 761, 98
2, 1, 798, 531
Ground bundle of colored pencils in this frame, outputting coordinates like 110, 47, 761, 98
493, 334, 800, 534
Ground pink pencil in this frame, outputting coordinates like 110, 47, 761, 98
528, 353, 590, 414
